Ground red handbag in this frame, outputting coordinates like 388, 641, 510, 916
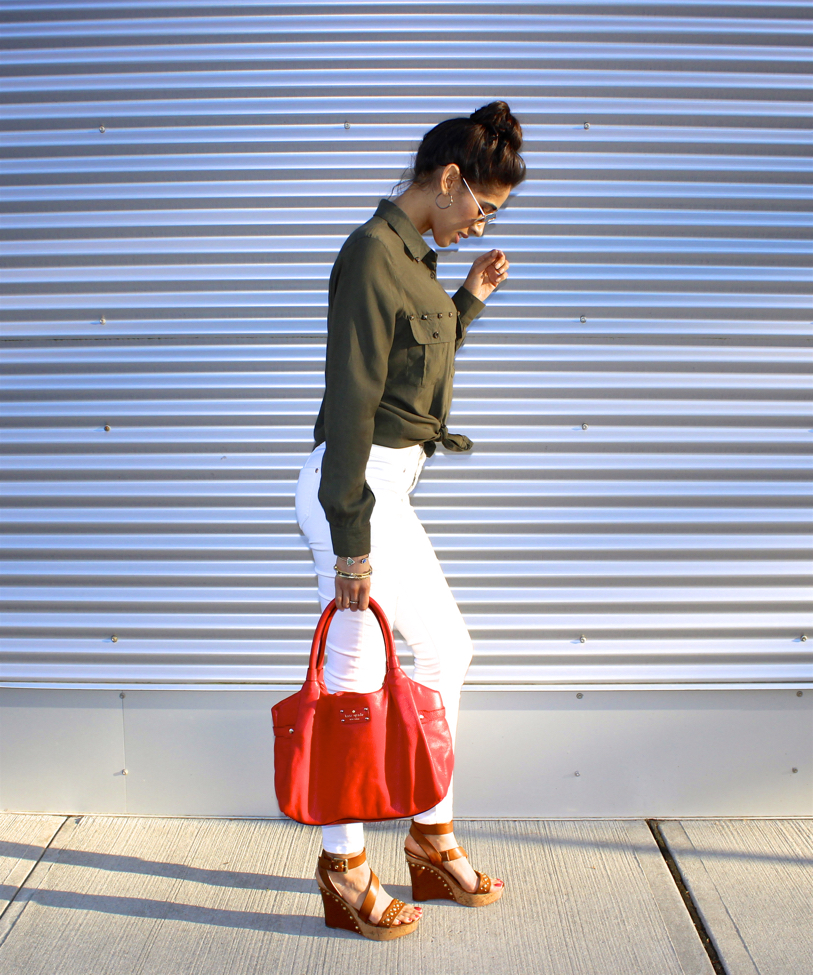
272, 598, 454, 826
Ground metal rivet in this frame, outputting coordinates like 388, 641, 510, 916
99, 317, 106, 324
576, 692, 583, 699
99, 125, 106, 133
580, 315, 587, 323
582, 423, 588, 430
344, 121, 351, 129
121, 768, 128, 775
797, 691, 804, 697
289, 728, 294, 734
119, 692, 125, 699
111, 635, 118, 642
341, 719, 345, 722
792, 768, 798, 773
104, 424, 111, 432
364, 707, 368, 711
801, 635, 808, 642
421, 314, 428, 320
583, 122, 590, 130
433, 331, 439, 338
579, 635, 587, 643
575, 771, 581, 776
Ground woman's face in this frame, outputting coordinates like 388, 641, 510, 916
429, 168, 512, 248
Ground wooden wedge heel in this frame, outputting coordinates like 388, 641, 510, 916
316, 848, 420, 941
405, 820, 505, 907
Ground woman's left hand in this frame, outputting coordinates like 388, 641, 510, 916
463, 249, 509, 302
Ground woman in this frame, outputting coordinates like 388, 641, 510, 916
294, 101, 525, 940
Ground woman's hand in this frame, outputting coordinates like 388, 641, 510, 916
463, 249, 509, 302
334, 555, 372, 612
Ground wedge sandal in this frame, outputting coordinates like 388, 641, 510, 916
405, 820, 505, 907
316, 848, 420, 941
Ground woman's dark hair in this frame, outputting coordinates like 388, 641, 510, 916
409, 101, 525, 190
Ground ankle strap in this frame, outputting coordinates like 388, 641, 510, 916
410, 820, 454, 836
318, 848, 367, 873
409, 821, 468, 867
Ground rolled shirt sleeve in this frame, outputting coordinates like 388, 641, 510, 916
318, 236, 399, 556
452, 286, 486, 351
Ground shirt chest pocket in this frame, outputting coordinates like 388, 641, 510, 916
406, 310, 456, 387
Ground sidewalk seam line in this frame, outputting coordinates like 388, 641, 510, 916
0, 815, 69, 924
0, 814, 73, 947
647, 819, 727, 975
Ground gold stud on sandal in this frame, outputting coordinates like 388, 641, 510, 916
405, 821, 505, 907
316, 848, 420, 941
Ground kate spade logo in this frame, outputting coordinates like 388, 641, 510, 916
339, 708, 370, 724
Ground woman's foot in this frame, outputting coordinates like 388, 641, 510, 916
317, 855, 422, 926
404, 827, 504, 895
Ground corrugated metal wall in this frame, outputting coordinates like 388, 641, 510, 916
1, 1, 811, 687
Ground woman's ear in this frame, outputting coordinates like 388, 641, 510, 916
439, 163, 460, 196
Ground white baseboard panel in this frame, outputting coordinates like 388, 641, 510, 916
1, 687, 810, 817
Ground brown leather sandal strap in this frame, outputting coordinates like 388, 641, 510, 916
410, 820, 454, 836
409, 822, 468, 866
409, 822, 443, 866
358, 868, 379, 924
378, 898, 405, 928
318, 848, 367, 873
475, 871, 492, 894
317, 848, 367, 897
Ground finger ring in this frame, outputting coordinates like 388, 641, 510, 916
349, 600, 358, 604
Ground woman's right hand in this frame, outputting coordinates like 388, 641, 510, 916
334, 555, 372, 612
463, 249, 509, 302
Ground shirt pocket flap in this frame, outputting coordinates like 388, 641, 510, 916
409, 311, 456, 345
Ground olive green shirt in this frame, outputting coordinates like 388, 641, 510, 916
314, 199, 485, 555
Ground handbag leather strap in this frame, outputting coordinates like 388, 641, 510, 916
307, 598, 400, 681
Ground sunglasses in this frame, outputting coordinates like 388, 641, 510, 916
461, 176, 498, 227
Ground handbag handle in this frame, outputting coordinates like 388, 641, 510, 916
307, 598, 400, 680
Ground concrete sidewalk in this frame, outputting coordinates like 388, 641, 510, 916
0, 814, 809, 975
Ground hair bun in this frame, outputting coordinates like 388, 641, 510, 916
407, 102, 526, 190
470, 101, 523, 151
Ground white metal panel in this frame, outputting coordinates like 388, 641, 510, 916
0, 1, 811, 685
1, 687, 810, 817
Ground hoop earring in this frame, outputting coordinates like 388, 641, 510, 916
435, 192, 453, 210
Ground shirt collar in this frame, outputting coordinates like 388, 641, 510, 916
375, 199, 436, 267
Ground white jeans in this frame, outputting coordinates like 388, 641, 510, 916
294, 441, 473, 855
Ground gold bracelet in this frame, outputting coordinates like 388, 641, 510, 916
334, 565, 373, 580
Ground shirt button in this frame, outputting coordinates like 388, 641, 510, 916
432, 330, 440, 339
